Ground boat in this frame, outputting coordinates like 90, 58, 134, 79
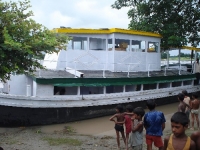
0, 28, 199, 126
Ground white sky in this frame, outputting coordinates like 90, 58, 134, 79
3, 0, 130, 29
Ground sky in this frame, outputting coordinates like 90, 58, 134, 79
3, 0, 130, 29
2, 0, 198, 56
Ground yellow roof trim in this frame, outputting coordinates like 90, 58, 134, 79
53, 28, 162, 38
182, 46, 200, 51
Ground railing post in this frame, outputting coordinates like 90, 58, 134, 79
179, 63, 181, 75
164, 67, 167, 76
103, 64, 106, 78
74, 61, 77, 78
127, 64, 130, 77
148, 64, 151, 77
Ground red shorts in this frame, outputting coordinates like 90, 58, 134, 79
146, 135, 163, 148
126, 126, 132, 134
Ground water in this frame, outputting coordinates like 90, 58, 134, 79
37, 102, 179, 136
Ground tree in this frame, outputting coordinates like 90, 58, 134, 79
0, 0, 70, 81
112, 0, 200, 50
161, 52, 169, 59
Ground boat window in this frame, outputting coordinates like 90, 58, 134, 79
131, 40, 145, 52
136, 85, 141, 91
80, 86, 104, 95
106, 85, 123, 93
110, 39, 129, 51
69, 37, 87, 50
148, 42, 159, 52
125, 85, 137, 92
54, 86, 66, 95
108, 39, 113, 50
89, 38, 106, 51
172, 81, 182, 87
183, 80, 192, 86
65, 87, 78, 95
159, 83, 170, 89
143, 84, 157, 90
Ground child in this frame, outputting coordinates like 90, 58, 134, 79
190, 92, 200, 130
190, 131, 200, 149
144, 99, 166, 150
177, 93, 187, 113
109, 104, 126, 149
129, 107, 145, 150
116, 104, 134, 150
182, 90, 191, 128
163, 112, 196, 150
124, 104, 134, 150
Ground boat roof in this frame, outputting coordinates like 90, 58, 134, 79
53, 28, 162, 38
52, 27, 199, 51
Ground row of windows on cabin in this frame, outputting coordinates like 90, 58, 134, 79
67, 37, 159, 52
54, 80, 192, 95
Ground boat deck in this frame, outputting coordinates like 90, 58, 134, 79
34, 69, 192, 79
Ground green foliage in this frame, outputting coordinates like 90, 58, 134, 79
112, 0, 200, 50
0, 0, 70, 81
161, 52, 169, 59
178, 52, 191, 57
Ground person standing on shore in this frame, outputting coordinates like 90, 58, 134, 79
163, 112, 196, 150
182, 90, 191, 128
144, 99, 166, 150
190, 93, 200, 130
129, 107, 145, 150
177, 93, 187, 113
124, 105, 133, 150
117, 104, 134, 150
109, 104, 126, 149
194, 58, 200, 85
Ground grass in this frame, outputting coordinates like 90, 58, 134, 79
63, 126, 76, 134
42, 137, 82, 146
1, 138, 19, 145
162, 57, 192, 61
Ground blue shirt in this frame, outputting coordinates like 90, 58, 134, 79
144, 110, 166, 136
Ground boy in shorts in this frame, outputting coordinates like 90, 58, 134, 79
144, 99, 166, 150
124, 105, 133, 150
182, 90, 191, 128
177, 93, 187, 113
190, 92, 200, 130
163, 112, 195, 150
110, 104, 126, 149
118, 104, 134, 150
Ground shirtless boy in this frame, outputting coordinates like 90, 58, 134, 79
190, 93, 200, 130
124, 105, 133, 150
182, 90, 191, 127
177, 93, 187, 112
110, 104, 126, 149
163, 112, 196, 150
117, 104, 134, 150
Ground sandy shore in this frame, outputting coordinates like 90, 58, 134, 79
0, 102, 198, 150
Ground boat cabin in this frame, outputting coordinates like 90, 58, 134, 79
44, 28, 162, 72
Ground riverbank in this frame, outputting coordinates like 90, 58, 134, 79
0, 102, 198, 150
